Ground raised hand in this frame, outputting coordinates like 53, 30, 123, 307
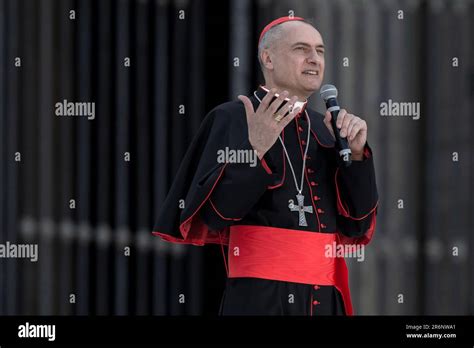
238, 89, 301, 159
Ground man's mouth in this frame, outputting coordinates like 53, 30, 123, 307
302, 70, 319, 76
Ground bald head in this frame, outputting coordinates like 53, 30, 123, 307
257, 19, 325, 100
258, 20, 318, 71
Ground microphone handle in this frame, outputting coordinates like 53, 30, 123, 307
325, 97, 352, 167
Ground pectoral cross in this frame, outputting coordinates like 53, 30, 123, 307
288, 193, 313, 227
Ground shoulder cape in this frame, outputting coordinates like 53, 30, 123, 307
152, 99, 374, 246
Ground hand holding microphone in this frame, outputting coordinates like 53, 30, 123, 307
320, 84, 367, 166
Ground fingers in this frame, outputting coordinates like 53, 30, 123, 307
346, 117, 360, 140
338, 109, 352, 138
323, 110, 335, 140
238, 95, 255, 121
348, 119, 366, 141
256, 88, 277, 113
272, 95, 298, 120
266, 90, 290, 117
347, 122, 361, 141
324, 110, 332, 125
336, 109, 346, 129
279, 106, 301, 129
336, 109, 367, 140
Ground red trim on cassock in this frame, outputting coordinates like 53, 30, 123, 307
228, 225, 354, 316
333, 146, 377, 246
260, 158, 273, 174
152, 164, 230, 246
363, 146, 371, 159
295, 113, 321, 231
309, 111, 336, 149
334, 167, 379, 220
209, 198, 243, 221
337, 210, 377, 246
310, 127, 335, 149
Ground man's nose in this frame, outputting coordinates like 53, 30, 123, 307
306, 50, 320, 65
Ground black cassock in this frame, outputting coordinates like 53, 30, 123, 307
153, 86, 378, 316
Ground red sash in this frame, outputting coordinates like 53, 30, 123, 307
227, 225, 353, 315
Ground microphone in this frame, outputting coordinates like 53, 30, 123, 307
320, 84, 352, 167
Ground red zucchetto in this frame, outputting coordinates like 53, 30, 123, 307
258, 16, 305, 45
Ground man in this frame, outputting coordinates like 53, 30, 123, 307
153, 16, 378, 316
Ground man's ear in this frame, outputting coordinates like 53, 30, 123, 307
261, 49, 274, 70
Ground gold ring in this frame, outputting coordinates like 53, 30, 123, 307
274, 114, 284, 122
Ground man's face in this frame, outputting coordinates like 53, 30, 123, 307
264, 21, 325, 97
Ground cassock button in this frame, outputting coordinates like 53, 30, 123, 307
307, 168, 314, 174
313, 196, 320, 201
298, 126, 303, 132
310, 181, 318, 186
313, 300, 320, 305
301, 140, 306, 146
317, 208, 324, 214
314, 285, 320, 290
321, 223, 327, 229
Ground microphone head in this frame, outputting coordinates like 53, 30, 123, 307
320, 84, 338, 101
